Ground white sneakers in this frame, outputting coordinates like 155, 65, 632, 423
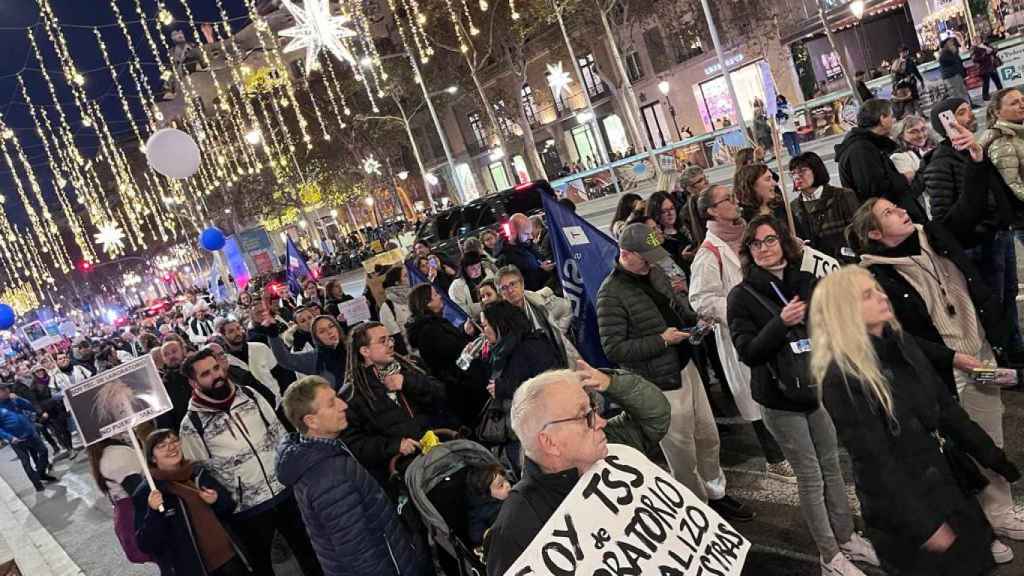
820, 552, 866, 576
992, 539, 1014, 564
840, 533, 881, 567
991, 508, 1024, 541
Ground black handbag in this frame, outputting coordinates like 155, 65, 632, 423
476, 397, 514, 445
935, 432, 989, 496
741, 286, 818, 407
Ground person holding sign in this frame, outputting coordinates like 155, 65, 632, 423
810, 267, 1022, 573
484, 363, 671, 576
133, 428, 251, 576
727, 217, 879, 575
847, 197, 1024, 546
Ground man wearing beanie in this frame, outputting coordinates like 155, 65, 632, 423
835, 98, 927, 222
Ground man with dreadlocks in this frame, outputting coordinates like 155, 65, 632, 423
340, 322, 449, 485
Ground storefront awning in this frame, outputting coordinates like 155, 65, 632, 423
780, 0, 909, 44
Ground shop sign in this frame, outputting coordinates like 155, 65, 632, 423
704, 54, 745, 77
997, 44, 1024, 88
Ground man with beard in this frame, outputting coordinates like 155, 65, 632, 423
496, 213, 555, 292
185, 302, 215, 345
54, 351, 92, 390
155, 340, 191, 430
178, 349, 323, 576
217, 318, 283, 400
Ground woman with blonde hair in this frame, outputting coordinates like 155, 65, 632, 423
810, 266, 1020, 573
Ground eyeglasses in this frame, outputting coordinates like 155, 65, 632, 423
710, 194, 736, 208
154, 438, 181, 451
541, 390, 603, 431
371, 335, 394, 346
748, 235, 780, 251
789, 167, 812, 179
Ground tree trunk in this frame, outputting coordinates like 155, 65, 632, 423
516, 102, 548, 180
597, 4, 647, 151
466, 62, 517, 188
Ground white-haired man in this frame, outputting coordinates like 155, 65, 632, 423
484, 362, 670, 576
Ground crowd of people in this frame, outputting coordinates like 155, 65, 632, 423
3, 90, 1024, 576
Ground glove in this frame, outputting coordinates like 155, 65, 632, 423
992, 456, 1021, 484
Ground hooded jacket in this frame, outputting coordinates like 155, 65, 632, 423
276, 434, 428, 576
178, 385, 289, 517
835, 127, 926, 222
265, 315, 348, 391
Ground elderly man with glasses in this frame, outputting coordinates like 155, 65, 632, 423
484, 362, 670, 576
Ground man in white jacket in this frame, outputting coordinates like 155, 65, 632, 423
218, 319, 283, 401
178, 348, 322, 576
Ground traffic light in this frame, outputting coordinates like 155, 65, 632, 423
78, 260, 93, 273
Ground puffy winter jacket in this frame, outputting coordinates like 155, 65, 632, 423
981, 120, 1024, 226
276, 434, 429, 576
923, 140, 1013, 245
179, 386, 289, 517
835, 127, 927, 222
596, 263, 697, 390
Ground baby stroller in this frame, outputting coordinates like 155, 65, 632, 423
405, 439, 501, 576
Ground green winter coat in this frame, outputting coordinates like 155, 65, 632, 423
600, 369, 671, 455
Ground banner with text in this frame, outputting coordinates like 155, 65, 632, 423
503, 444, 749, 576
65, 356, 172, 446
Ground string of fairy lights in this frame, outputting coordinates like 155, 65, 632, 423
0, 0, 503, 311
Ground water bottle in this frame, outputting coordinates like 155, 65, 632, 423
688, 319, 714, 345
457, 336, 487, 371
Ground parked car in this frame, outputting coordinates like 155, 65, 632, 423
413, 180, 552, 260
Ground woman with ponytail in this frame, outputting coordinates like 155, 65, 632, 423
810, 266, 1020, 574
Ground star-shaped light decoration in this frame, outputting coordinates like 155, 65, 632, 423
278, 0, 358, 76
94, 221, 126, 256
546, 62, 573, 97
362, 156, 382, 175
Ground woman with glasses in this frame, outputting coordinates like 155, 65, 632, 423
133, 428, 251, 576
646, 191, 696, 275
728, 216, 878, 575
810, 267, 1020, 574
690, 184, 793, 481
788, 152, 860, 260
342, 322, 449, 485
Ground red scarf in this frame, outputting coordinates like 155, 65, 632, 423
190, 384, 237, 412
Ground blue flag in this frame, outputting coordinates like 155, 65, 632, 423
405, 259, 470, 328
286, 237, 313, 295
542, 191, 619, 368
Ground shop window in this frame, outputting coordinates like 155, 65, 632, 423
578, 53, 606, 98
468, 111, 487, 149
488, 161, 511, 192
602, 114, 631, 157
625, 51, 644, 83
521, 84, 538, 125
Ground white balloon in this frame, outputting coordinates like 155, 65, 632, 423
145, 128, 201, 179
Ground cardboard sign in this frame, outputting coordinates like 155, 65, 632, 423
502, 444, 750, 576
338, 296, 373, 325
800, 245, 840, 279
21, 320, 60, 351
64, 356, 172, 446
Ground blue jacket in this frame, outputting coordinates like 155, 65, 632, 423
276, 433, 429, 576
0, 397, 37, 442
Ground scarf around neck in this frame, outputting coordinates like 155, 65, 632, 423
385, 284, 413, 307
708, 218, 746, 255
150, 461, 235, 571
191, 383, 237, 411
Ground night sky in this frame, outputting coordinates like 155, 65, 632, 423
0, 0, 251, 227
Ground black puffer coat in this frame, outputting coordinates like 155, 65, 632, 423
406, 314, 470, 385
596, 264, 697, 391
835, 127, 927, 222
490, 331, 562, 400
276, 434, 430, 576
823, 329, 1018, 575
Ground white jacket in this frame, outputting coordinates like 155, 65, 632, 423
379, 299, 411, 339
448, 274, 493, 319
179, 386, 287, 514
225, 342, 281, 401
688, 231, 760, 421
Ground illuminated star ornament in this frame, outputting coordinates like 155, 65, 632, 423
278, 0, 358, 76
362, 156, 382, 175
546, 62, 573, 97
94, 221, 126, 256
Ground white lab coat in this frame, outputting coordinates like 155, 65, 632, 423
687, 231, 761, 422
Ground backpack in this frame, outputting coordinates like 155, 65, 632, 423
112, 496, 152, 564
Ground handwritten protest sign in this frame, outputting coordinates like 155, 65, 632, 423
338, 296, 373, 325
503, 444, 749, 576
64, 356, 172, 446
800, 245, 840, 279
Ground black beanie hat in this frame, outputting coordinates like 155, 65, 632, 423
930, 97, 969, 138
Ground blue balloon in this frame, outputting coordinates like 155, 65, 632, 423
632, 162, 648, 176
200, 227, 226, 251
0, 304, 14, 330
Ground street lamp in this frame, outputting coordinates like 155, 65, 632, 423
657, 79, 681, 141
398, 170, 409, 180
330, 208, 338, 218
445, 85, 458, 95
849, 0, 865, 19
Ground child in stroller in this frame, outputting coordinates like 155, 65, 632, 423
466, 463, 512, 548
